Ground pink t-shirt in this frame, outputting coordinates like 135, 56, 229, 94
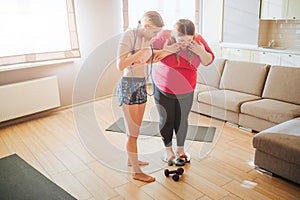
152, 30, 214, 94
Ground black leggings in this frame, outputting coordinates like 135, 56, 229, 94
153, 85, 194, 147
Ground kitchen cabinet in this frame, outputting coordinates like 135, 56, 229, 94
261, 0, 300, 19
280, 54, 300, 67
261, 0, 288, 19
252, 51, 281, 65
221, 47, 300, 67
287, 0, 300, 19
221, 48, 252, 62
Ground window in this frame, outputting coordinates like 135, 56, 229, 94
123, 0, 199, 30
0, 0, 80, 67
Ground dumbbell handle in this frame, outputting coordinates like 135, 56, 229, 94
164, 168, 184, 176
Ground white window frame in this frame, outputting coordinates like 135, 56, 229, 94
0, 0, 80, 68
123, 0, 200, 32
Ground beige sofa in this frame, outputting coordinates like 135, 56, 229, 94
192, 59, 300, 132
239, 65, 300, 131
192, 59, 300, 184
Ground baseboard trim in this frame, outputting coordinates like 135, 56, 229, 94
254, 166, 273, 176
226, 121, 239, 128
239, 125, 253, 132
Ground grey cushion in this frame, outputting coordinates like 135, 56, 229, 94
219, 60, 270, 96
197, 58, 226, 88
260, 117, 300, 136
262, 65, 300, 105
198, 90, 261, 112
241, 99, 300, 124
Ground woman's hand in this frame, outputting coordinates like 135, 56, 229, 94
163, 39, 181, 54
188, 40, 213, 66
150, 50, 170, 63
187, 41, 206, 55
147, 40, 181, 63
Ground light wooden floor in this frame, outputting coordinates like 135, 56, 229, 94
0, 96, 299, 200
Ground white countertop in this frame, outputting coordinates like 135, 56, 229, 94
221, 43, 300, 55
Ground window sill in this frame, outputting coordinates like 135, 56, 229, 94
0, 58, 80, 72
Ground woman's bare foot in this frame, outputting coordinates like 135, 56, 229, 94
128, 159, 149, 166
176, 146, 185, 157
166, 154, 176, 162
163, 147, 176, 162
132, 172, 155, 183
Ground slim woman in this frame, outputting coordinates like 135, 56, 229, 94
152, 19, 214, 164
116, 11, 164, 182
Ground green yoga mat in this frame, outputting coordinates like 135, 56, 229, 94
106, 118, 216, 142
0, 154, 76, 200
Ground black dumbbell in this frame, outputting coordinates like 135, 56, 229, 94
164, 167, 184, 181
164, 167, 184, 177
172, 173, 180, 181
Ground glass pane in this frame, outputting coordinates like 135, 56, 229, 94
0, 0, 71, 57
128, 0, 195, 29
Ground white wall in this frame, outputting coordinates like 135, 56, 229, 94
75, 0, 122, 58
73, 0, 123, 104
201, 0, 224, 58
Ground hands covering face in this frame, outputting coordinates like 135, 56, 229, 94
163, 38, 205, 56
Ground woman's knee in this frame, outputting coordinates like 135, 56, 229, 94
125, 121, 140, 137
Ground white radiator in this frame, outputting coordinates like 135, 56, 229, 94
0, 76, 61, 122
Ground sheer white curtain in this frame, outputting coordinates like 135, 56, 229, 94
0, 0, 70, 57
123, 0, 199, 30
0, 0, 80, 67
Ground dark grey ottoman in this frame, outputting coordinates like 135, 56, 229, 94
252, 117, 300, 184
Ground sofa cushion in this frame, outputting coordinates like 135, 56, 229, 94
239, 114, 277, 132
195, 83, 219, 93
198, 90, 261, 112
193, 84, 218, 102
260, 117, 300, 136
219, 60, 270, 96
262, 66, 300, 105
197, 58, 226, 88
241, 99, 300, 124
253, 117, 300, 165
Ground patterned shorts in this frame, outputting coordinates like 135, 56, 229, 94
117, 77, 147, 106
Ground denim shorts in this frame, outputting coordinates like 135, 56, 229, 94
117, 77, 147, 106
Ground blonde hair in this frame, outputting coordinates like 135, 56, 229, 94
141, 11, 164, 28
